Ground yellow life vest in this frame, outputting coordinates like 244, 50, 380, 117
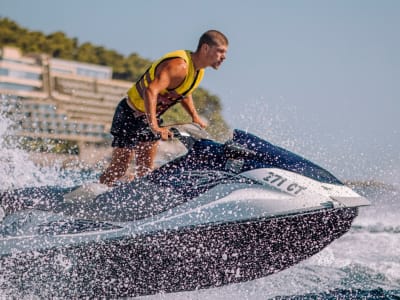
127, 49, 205, 117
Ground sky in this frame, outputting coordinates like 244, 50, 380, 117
1, 0, 399, 182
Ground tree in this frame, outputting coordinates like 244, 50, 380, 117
43, 31, 76, 59
0, 18, 27, 47
75, 42, 99, 64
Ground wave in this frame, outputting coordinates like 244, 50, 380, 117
345, 180, 399, 192
270, 288, 400, 300
351, 224, 400, 234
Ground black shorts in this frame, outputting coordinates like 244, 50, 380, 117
110, 98, 161, 148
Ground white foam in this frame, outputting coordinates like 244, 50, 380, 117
0, 103, 65, 190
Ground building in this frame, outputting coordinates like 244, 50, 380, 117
0, 46, 132, 163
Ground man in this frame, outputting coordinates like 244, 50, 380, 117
100, 30, 228, 186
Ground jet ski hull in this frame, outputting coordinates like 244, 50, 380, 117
0, 207, 357, 298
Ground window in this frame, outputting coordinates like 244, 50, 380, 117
0, 82, 39, 91
0, 68, 42, 80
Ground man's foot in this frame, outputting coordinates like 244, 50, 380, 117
64, 183, 111, 203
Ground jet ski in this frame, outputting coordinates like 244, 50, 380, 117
0, 124, 370, 298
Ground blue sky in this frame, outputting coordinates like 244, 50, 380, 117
1, 0, 399, 182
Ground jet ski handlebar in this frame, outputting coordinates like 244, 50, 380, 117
169, 127, 195, 149
165, 123, 211, 149
167, 124, 259, 160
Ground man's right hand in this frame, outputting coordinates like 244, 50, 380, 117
152, 127, 174, 140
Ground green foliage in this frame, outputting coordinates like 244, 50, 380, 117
0, 17, 231, 139
0, 18, 26, 46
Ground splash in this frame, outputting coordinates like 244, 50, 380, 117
0, 98, 71, 190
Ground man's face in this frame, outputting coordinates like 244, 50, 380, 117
205, 44, 228, 70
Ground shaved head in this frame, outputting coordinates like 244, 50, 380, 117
196, 30, 229, 51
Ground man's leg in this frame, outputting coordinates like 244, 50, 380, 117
99, 147, 135, 186
135, 141, 159, 177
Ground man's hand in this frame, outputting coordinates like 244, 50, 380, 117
180, 96, 207, 129
152, 127, 174, 140
193, 117, 207, 128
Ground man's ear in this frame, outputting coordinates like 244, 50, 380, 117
201, 43, 209, 53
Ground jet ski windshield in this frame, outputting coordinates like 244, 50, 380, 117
231, 129, 342, 185
164, 125, 342, 185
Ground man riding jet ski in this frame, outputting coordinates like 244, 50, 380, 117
0, 124, 369, 298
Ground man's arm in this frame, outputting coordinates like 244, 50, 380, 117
180, 95, 207, 128
144, 58, 188, 140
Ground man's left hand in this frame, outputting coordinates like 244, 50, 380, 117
193, 117, 207, 128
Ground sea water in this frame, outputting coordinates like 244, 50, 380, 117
1, 98, 399, 299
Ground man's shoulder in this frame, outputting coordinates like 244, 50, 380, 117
161, 49, 190, 61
